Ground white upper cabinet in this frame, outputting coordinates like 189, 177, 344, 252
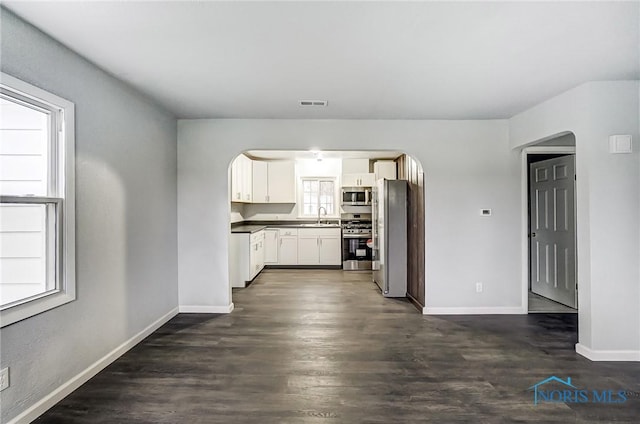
342, 172, 375, 187
342, 158, 374, 187
267, 161, 296, 203
242, 156, 253, 202
231, 154, 253, 203
252, 160, 295, 203
342, 158, 369, 173
374, 160, 397, 180
252, 160, 268, 202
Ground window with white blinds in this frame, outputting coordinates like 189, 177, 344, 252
0, 72, 75, 327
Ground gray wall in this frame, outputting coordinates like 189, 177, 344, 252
510, 81, 640, 356
0, 8, 178, 422
177, 119, 521, 313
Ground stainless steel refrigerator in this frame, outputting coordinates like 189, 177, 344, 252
372, 179, 407, 297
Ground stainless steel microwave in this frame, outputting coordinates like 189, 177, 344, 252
342, 187, 371, 206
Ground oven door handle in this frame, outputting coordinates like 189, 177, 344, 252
342, 234, 373, 239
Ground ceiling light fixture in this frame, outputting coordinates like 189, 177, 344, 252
309, 148, 323, 161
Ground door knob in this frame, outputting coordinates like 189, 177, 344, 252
531, 232, 536, 238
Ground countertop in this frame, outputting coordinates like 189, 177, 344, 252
230, 224, 268, 234
231, 221, 341, 233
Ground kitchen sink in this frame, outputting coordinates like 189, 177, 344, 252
298, 223, 340, 227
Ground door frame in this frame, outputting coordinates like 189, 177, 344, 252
520, 145, 576, 313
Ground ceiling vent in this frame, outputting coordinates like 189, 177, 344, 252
299, 100, 328, 107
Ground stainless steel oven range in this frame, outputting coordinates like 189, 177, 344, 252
341, 213, 373, 271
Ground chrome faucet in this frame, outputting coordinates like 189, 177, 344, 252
317, 206, 327, 224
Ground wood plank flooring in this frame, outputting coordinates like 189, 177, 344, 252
528, 291, 577, 313
36, 270, 639, 423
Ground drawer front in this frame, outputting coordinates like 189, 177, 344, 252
278, 228, 298, 237
250, 230, 265, 243
298, 228, 341, 237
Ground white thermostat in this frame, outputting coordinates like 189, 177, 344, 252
480, 209, 492, 216
609, 135, 632, 154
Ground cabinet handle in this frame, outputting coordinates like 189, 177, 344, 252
266, 195, 269, 202
236, 192, 241, 199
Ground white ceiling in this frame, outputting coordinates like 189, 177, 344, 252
4, 1, 639, 120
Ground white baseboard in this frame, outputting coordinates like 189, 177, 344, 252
575, 343, 640, 362
8, 307, 179, 424
179, 303, 234, 313
423, 306, 525, 315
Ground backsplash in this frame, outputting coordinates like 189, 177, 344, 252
230, 203, 245, 223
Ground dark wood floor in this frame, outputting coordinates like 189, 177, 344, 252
36, 270, 640, 423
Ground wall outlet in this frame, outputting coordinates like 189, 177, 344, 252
476, 282, 483, 293
0, 367, 9, 391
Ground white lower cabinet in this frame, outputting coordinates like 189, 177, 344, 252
318, 235, 342, 265
297, 228, 342, 265
230, 230, 265, 288
264, 229, 279, 264
297, 232, 319, 265
278, 228, 298, 265
249, 232, 265, 279
233, 227, 340, 277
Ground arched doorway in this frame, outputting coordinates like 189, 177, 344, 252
228, 149, 426, 311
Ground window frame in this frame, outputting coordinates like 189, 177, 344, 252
298, 176, 339, 218
0, 72, 75, 327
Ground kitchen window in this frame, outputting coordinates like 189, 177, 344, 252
300, 177, 337, 217
0, 73, 75, 327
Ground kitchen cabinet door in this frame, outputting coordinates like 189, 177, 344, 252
268, 161, 295, 203
319, 235, 342, 265
231, 156, 243, 202
257, 238, 265, 273
252, 160, 268, 203
342, 173, 360, 187
342, 158, 369, 174
374, 161, 396, 180
264, 229, 278, 264
279, 236, 298, 265
231, 154, 253, 203
359, 173, 376, 187
342, 173, 375, 187
241, 155, 253, 202
249, 241, 259, 279
297, 233, 320, 265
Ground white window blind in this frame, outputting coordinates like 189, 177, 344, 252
0, 72, 75, 327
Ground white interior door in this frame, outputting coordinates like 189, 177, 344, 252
529, 155, 577, 308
